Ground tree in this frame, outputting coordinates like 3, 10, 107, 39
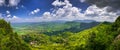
0, 19, 31, 50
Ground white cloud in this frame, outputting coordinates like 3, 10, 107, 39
84, 5, 118, 22
6, 10, 12, 18
16, 0, 117, 22
4, 0, 119, 23
52, 0, 65, 6
0, 0, 20, 6
43, 0, 118, 22
6, 10, 10, 14
0, 13, 19, 22
80, 0, 85, 3
34, 8, 40, 13
6, 14, 11, 18
6, 15, 21, 21
29, 8, 40, 15
43, 12, 51, 19
12, 16, 18, 19
42, 0, 85, 21
0, 0, 5, 6
9, 0, 20, 6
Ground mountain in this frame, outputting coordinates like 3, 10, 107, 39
44, 21, 100, 35
21, 16, 120, 50
66, 16, 120, 50
73, 20, 96, 23
0, 19, 31, 50
11, 21, 100, 35
1, 16, 120, 50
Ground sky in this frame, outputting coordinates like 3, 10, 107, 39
0, 0, 119, 23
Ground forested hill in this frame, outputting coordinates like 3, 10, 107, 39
0, 16, 120, 50
11, 21, 100, 35
0, 19, 31, 50
21, 16, 120, 50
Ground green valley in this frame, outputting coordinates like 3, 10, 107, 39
11, 21, 100, 35
0, 16, 120, 50
0, 0, 119, 50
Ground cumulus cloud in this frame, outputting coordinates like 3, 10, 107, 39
48, 0, 84, 21
6, 10, 12, 18
84, 5, 118, 22
4, 10, 20, 21
4, 0, 119, 23
81, 0, 120, 14
9, 0, 20, 6
0, 12, 20, 23
52, 0, 65, 6
5, 15, 21, 22
43, 12, 52, 19
6, 14, 11, 18
39, 0, 118, 22
13, 0, 116, 22
29, 8, 40, 15
12, 16, 18, 19
0, 0, 5, 6
0, 0, 20, 6
6, 10, 10, 14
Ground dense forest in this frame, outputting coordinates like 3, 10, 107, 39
0, 16, 120, 50
0, 19, 31, 50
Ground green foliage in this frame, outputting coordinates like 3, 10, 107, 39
1, 16, 118, 50
11, 22, 80, 35
12, 21, 99, 35
21, 16, 120, 50
0, 19, 31, 50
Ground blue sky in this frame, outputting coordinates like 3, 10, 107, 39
0, 0, 89, 17
0, 0, 119, 22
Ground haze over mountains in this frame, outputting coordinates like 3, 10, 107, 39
11, 20, 100, 35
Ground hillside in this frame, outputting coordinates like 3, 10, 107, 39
0, 16, 120, 50
21, 16, 120, 50
0, 19, 31, 50
11, 21, 100, 35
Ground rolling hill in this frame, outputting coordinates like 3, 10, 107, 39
21, 16, 120, 50
0, 16, 120, 50
11, 21, 100, 35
